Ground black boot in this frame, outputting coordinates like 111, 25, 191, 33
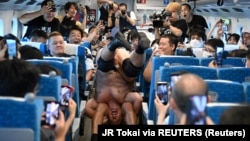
136, 32, 150, 54
107, 32, 131, 51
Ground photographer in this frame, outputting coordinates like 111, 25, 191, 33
115, 3, 137, 32
19, 0, 60, 39
97, 0, 119, 29
153, 2, 187, 43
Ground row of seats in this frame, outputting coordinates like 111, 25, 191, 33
146, 56, 249, 121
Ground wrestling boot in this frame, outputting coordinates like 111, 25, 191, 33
136, 32, 150, 54
107, 32, 131, 51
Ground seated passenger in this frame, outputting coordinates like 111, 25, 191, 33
90, 31, 150, 141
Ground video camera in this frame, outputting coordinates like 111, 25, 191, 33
149, 9, 171, 28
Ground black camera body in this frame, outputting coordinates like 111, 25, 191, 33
149, 9, 171, 28
109, 4, 113, 10
121, 10, 127, 15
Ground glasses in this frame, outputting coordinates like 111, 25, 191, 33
203, 48, 215, 53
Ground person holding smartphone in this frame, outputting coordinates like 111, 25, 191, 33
204, 38, 225, 68
155, 72, 214, 125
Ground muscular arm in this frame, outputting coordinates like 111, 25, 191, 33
92, 103, 108, 134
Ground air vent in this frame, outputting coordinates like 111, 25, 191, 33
195, 9, 202, 13
202, 9, 209, 12
15, 0, 26, 4
27, 0, 36, 5
220, 8, 230, 12
210, 8, 218, 12
232, 8, 243, 12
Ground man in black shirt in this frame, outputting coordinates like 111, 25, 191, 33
181, 3, 208, 34
19, 0, 60, 39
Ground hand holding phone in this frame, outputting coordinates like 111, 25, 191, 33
186, 95, 207, 125
60, 85, 74, 107
214, 46, 224, 67
45, 101, 60, 126
6, 39, 17, 59
156, 82, 168, 105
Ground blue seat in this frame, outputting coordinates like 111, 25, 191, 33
64, 43, 86, 90
27, 59, 73, 86
205, 79, 245, 103
217, 67, 250, 83
148, 56, 200, 121
199, 57, 244, 67
37, 74, 62, 102
43, 56, 80, 117
21, 41, 47, 55
159, 65, 218, 82
206, 102, 242, 124
0, 97, 43, 141
242, 82, 250, 104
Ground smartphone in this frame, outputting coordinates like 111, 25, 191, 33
45, 101, 60, 126
60, 85, 74, 107
6, 39, 17, 58
186, 95, 207, 125
156, 82, 168, 105
215, 46, 224, 67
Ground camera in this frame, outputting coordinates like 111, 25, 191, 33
121, 10, 127, 15
109, 3, 113, 10
149, 9, 171, 28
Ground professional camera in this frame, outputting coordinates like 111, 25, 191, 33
149, 9, 171, 28
109, 3, 113, 10
121, 10, 127, 15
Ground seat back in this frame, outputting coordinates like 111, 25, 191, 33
160, 65, 218, 82
0, 97, 43, 141
21, 41, 47, 55
37, 74, 61, 101
0, 128, 34, 141
27, 59, 73, 85
199, 57, 244, 67
205, 79, 245, 103
217, 67, 250, 83
206, 102, 242, 124
148, 56, 200, 120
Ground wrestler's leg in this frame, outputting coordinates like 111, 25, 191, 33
84, 98, 98, 119
91, 103, 109, 134
121, 102, 137, 124
124, 92, 143, 114
100, 32, 131, 61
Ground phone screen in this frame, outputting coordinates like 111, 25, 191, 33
186, 95, 207, 125
215, 46, 224, 67
45, 101, 59, 126
6, 39, 17, 57
60, 85, 74, 106
156, 82, 168, 105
